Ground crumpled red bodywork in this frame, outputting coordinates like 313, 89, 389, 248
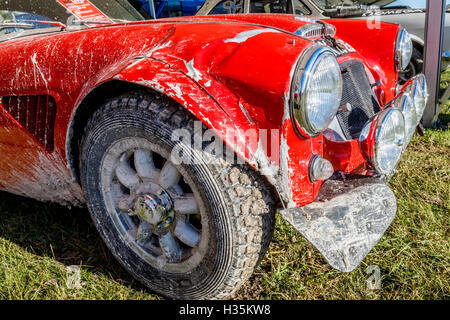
0, 14, 400, 207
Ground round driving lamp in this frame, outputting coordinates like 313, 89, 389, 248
360, 108, 406, 176
393, 94, 417, 144
395, 28, 413, 72
309, 155, 334, 182
412, 74, 428, 121
291, 46, 343, 137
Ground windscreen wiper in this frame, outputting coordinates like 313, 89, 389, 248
15, 20, 67, 29
73, 20, 114, 26
0, 22, 34, 31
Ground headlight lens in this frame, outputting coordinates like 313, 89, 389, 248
393, 94, 416, 144
291, 47, 343, 137
412, 74, 428, 120
396, 28, 413, 72
374, 108, 406, 175
360, 108, 406, 176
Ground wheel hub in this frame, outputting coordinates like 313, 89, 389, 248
102, 142, 204, 267
130, 191, 175, 229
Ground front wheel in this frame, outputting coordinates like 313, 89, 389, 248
79, 92, 275, 299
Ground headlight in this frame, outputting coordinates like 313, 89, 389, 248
291, 46, 343, 137
395, 28, 413, 72
360, 108, 405, 176
400, 74, 428, 126
393, 94, 416, 144
411, 74, 428, 120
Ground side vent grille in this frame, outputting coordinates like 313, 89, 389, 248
1, 95, 57, 151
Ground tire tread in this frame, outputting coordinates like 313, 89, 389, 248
81, 91, 275, 299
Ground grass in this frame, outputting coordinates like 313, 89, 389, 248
0, 79, 449, 300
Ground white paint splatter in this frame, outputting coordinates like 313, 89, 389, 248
145, 40, 173, 57
239, 102, 254, 124
166, 82, 187, 104
184, 59, 203, 82
282, 92, 291, 124
252, 138, 280, 179
30, 53, 48, 90
224, 29, 281, 44
280, 134, 296, 208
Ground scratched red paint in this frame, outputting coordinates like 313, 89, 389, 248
0, 14, 400, 207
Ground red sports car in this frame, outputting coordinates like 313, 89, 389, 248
0, 0, 427, 299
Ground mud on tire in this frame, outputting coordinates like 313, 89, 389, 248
79, 91, 276, 299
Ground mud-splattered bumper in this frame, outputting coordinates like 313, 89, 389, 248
279, 176, 396, 272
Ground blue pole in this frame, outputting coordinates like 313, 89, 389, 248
156, 0, 168, 18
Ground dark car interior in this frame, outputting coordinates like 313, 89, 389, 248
250, 0, 292, 13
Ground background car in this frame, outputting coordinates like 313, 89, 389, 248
130, 0, 205, 18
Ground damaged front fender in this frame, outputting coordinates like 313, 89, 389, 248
109, 26, 316, 207
114, 56, 258, 166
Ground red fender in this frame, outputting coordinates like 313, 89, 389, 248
115, 57, 256, 164
326, 19, 401, 102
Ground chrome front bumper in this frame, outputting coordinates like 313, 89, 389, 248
279, 175, 396, 272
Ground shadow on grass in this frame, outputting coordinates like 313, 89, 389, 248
435, 102, 450, 129
0, 191, 148, 292
436, 112, 450, 128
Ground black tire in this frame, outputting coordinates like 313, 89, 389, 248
79, 91, 275, 299
399, 47, 423, 84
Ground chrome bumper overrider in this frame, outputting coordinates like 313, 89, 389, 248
279, 176, 396, 272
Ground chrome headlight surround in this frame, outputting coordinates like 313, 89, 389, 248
360, 107, 406, 176
395, 28, 413, 72
290, 46, 343, 137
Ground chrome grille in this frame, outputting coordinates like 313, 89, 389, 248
336, 60, 381, 140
